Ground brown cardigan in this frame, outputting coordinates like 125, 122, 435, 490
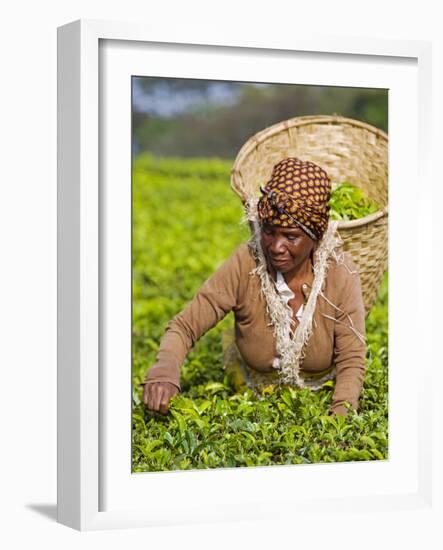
143, 242, 367, 413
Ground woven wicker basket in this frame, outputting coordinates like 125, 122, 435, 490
230, 115, 388, 315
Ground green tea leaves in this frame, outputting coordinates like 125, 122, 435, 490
329, 182, 381, 221
132, 155, 388, 472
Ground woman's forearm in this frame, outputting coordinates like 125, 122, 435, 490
142, 245, 245, 389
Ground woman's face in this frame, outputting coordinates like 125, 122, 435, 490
261, 223, 316, 276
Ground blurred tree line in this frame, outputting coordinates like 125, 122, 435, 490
132, 78, 387, 159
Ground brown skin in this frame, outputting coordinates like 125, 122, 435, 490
330, 403, 349, 416
261, 223, 317, 317
143, 381, 179, 414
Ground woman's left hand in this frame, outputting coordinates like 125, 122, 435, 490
143, 381, 179, 414
329, 402, 351, 417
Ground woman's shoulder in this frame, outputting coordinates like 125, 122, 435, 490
230, 241, 257, 269
213, 241, 257, 281
326, 248, 361, 285
322, 248, 366, 326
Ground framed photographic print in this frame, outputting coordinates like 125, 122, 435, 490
57, 19, 434, 531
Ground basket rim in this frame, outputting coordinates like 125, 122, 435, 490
231, 114, 388, 181
336, 206, 388, 230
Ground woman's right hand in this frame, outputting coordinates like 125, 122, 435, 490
143, 382, 179, 414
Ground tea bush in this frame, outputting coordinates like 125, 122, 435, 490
132, 154, 388, 472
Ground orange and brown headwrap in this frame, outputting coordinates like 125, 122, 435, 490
257, 157, 331, 241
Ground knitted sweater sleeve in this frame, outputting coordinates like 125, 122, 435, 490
142, 245, 246, 390
330, 256, 367, 414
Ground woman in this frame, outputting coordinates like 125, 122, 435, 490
142, 157, 366, 417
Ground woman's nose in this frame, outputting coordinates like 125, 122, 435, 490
269, 236, 286, 254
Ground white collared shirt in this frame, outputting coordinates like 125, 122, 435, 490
275, 271, 304, 321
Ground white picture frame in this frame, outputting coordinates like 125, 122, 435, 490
57, 18, 435, 531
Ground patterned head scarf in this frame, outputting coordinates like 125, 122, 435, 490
257, 157, 331, 241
